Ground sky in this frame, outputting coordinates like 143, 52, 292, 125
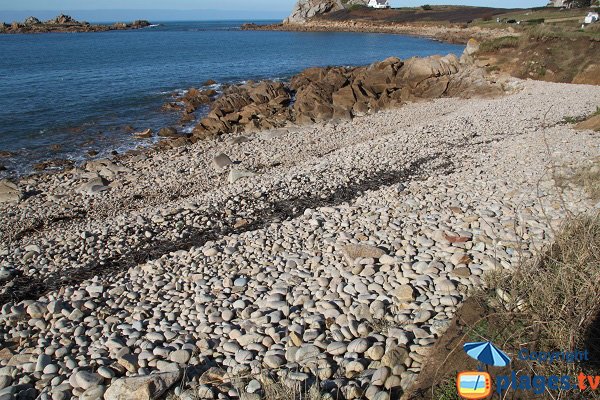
0, 0, 549, 22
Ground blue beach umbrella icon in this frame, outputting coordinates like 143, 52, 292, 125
463, 341, 511, 367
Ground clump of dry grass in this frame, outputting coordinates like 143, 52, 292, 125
493, 214, 600, 357
555, 158, 600, 202
260, 373, 326, 400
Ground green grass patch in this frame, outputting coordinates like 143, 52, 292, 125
433, 378, 461, 400
563, 115, 587, 124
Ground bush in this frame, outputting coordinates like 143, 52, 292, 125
421, 4, 433, 10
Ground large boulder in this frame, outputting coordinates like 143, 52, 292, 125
104, 371, 181, 400
48, 14, 76, 24
193, 81, 290, 137
284, 0, 369, 24
157, 127, 179, 137
284, 0, 345, 24
547, 0, 590, 7
294, 81, 336, 123
460, 38, 481, 65
399, 55, 460, 87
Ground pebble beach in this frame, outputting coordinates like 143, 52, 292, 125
0, 79, 599, 399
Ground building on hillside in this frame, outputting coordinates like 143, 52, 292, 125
368, 0, 391, 9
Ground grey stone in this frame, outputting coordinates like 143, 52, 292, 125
342, 244, 386, 263
213, 153, 233, 170
229, 169, 256, 184
75, 370, 104, 390
104, 371, 181, 400
0, 180, 22, 204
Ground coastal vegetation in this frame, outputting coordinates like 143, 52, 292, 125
476, 29, 599, 84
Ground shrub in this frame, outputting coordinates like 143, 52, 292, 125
421, 4, 433, 10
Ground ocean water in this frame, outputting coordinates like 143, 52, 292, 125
0, 21, 464, 175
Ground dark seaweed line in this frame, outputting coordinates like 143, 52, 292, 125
0, 153, 453, 306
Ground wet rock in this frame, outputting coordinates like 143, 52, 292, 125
158, 127, 179, 137
133, 129, 153, 139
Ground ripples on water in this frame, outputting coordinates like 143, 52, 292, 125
0, 20, 464, 176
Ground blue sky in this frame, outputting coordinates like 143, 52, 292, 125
0, 0, 548, 22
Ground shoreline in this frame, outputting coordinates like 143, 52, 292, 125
1, 48, 478, 179
242, 20, 520, 44
0, 79, 599, 399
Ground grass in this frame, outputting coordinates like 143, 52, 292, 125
491, 213, 600, 364
433, 378, 461, 400
526, 23, 600, 40
563, 115, 586, 124
260, 373, 325, 400
563, 107, 600, 125
478, 36, 520, 52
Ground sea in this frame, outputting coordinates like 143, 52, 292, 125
0, 20, 464, 176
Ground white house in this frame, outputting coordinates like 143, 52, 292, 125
368, 0, 391, 9
584, 12, 599, 24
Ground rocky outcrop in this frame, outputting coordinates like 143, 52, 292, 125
24, 17, 41, 26
547, 0, 596, 7
1, 15, 151, 34
192, 81, 292, 139
285, 0, 343, 24
190, 50, 503, 140
284, 0, 368, 24
47, 14, 76, 25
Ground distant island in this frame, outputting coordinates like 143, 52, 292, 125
0, 14, 152, 34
